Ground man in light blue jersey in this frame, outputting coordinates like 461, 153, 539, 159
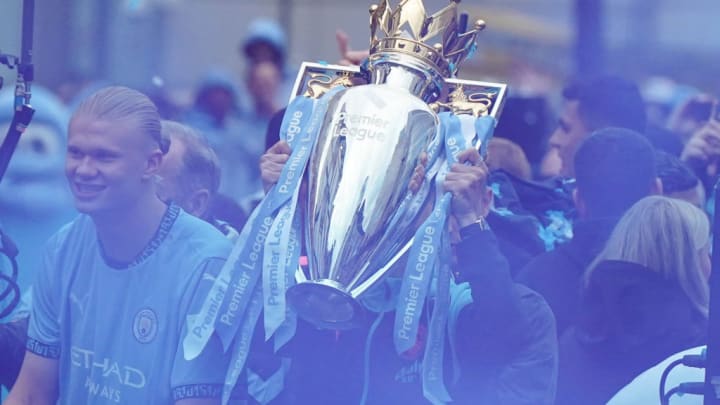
6, 86, 233, 405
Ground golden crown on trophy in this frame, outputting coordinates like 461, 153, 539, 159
369, 0, 486, 78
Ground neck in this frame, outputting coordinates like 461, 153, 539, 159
93, 190, 168, 265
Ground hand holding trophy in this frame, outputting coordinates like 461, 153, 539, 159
184, 1, 507, 402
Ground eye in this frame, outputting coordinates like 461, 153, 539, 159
95, 150, 119, 162
67, 146, 81, 158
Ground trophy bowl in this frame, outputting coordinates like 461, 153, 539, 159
285, 0, 507, 330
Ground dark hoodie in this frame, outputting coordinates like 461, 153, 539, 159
517, 217, 619, 334
555, 260, 707, 405
274, 229, 558, 404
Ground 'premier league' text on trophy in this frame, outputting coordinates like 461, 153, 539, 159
285, 0, 507, 329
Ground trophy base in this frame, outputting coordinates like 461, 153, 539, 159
286, 279, 366, 330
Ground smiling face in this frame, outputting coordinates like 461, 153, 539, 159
65, 114, 161, 217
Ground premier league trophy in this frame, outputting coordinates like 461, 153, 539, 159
285, 0, 507, 329
183, 1, 507, 401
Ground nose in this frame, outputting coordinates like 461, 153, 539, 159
548, 128, 562, 148
73, 156, 98, 178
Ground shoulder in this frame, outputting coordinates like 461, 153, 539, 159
168, 209, 233, 258
516, 246, 575, 285
513, 284, 557, 330
43, 214, 94, 258
510, 284, 558, 368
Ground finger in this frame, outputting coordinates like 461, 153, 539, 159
414, 163, 425, 178
267, 140, 292, 155
455, 148, 481, 166
345, 50, 370, 65
336, 29, 350, 58
449, 163, 488, 177
443, 176, 474, 192
262, 154, 290, 165
419, 152, 428, 167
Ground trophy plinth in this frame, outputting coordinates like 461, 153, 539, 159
286, 279, 367, 330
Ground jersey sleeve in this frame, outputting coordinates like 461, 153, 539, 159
26, 235, 64, 359
171, 256, 231, 401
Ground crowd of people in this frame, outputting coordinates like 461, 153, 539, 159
0, 14, 719, 405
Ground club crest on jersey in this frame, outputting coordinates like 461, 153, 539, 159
133, 308, 158, 344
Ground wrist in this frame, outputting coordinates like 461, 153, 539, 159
456, 213, 482, 228
458, 216, 490, 241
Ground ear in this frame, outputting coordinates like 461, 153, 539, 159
651, 177, 663, 196
573, 188, 588, 219
142, 149, 163, 180
186, 189, 211, 219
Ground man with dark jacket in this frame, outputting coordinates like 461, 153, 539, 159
260, 142, 559, 404
517, 128, 661, 334
545, 76, 647, 178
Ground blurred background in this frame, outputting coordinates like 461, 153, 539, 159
2, 0, 719, 100
1, 0, 719, 185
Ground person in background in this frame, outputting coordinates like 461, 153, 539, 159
5, 86, 232, 405
655, 150, 706, 209
157, 120, 246, 236
544, 76, 647, 178
518, 128, 661, 334
556, 196, 709, 405
183, 69, 263, 208
678, 98, 720, 192
184, 69, 241, 136
493, 77, 648, 255
239, 18, 296, 111
257, 140, 559, 404
669, 94, 717, 145
234, 61, 284, 210
486, 137, 533, 181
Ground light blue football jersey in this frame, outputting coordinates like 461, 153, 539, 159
27, 204, 233, 404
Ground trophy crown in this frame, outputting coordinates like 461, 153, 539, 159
369, 0, 485, 77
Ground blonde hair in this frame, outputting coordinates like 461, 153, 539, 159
160, 120, 221, 197
587, 195, 710, 317
72, 86, 165, 153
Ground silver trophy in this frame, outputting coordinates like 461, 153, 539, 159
286, 0, 506, 329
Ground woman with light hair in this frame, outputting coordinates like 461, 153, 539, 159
555, 195, 710, 405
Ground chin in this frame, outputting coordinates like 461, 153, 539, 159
73, 202, 98, 215
72, 198, 111, 217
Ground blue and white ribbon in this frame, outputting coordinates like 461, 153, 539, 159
422, 230, 453, 404
393, 111, 494, 404
183, 87, 343, 405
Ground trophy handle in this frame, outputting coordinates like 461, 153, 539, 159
290, 62, 508, 121
430, 78, 507, 119
289, 62, 365, 102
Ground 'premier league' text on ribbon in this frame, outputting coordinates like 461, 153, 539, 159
192, 283, 226, 339
397, 224, 435, 342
